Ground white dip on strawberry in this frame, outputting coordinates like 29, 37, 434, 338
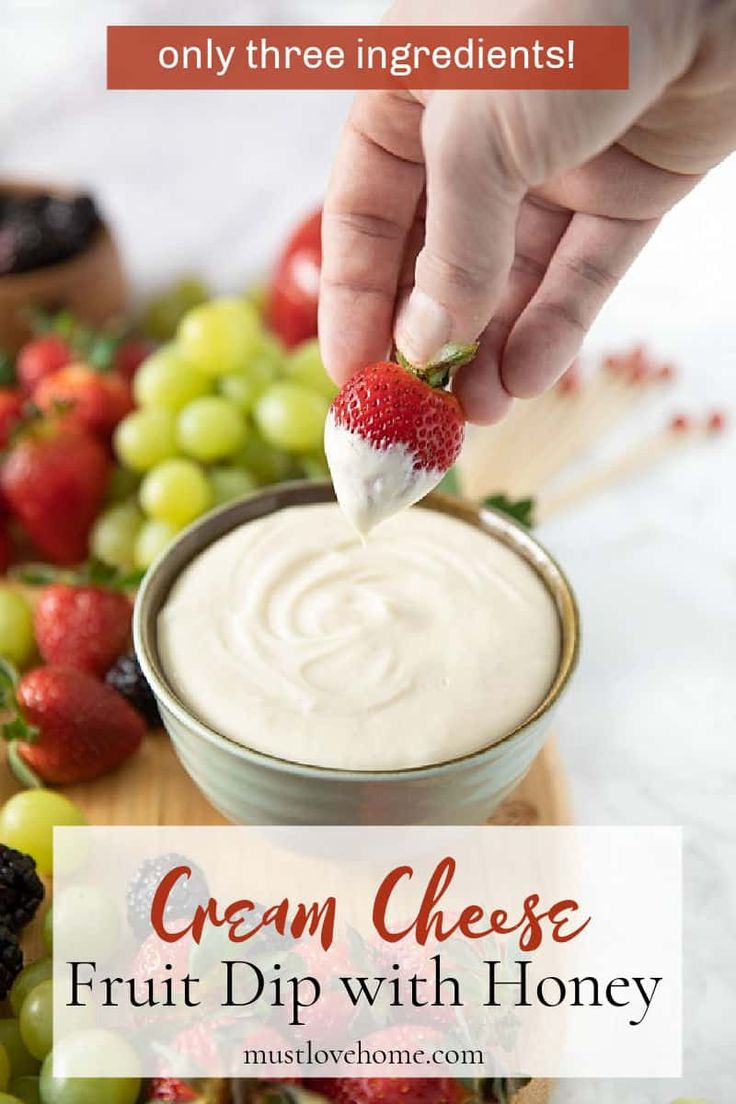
158, 503, 559, 771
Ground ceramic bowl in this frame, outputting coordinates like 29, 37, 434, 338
0, 178, 127, 353
134, 482, 579, 825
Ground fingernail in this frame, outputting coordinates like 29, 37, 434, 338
395, 288, 452, 366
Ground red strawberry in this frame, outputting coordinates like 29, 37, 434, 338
134, 928, 191, 990
324, 347, 475, 534
266, 207, 321, 348
311, 1077, 464, 1104
2, 665, 145, 784
1, 424, 110, 565
0, 524, 11, 574
33, 363, 133, 438
114, 338, 154, 383
16, 335, 72, 394
147, 1079, 199, 1102
34, 583, 132, 676
0, 390, 24, 449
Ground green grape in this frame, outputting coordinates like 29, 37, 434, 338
104, 465, 140, 505
254, 381, 330, 454
89, 501, 143, 571
218, 335, 283, 414
300, 453, 330, 481
209, 467, 257, 507
0, 1046, 8, 1092
39, 1033, 140, 1104
232, 432, 296, 486
177, 297, 262, 377
133, 519, 181, 570
133, 345, 210, 411
0, 1095, 22, 1104
0, 792, 85, 876
41, 910, 52, 954
10, 962, 52, 1019
114, 408, 178, 474
139, 459, 212, 527
0, 1020, 39, 1080
0, 589, 34, 668
243, 280, 267, 316
285, 338, 338, 399
177, 396, 247, 462
19, 982, 53, 1062
53, 886, 119, 962
8, 1077, 39, 1104
142, 276, 208, 342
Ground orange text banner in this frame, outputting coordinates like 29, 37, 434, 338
107, 25, 629, 91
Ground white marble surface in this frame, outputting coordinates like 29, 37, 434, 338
3, 2, 735, 1100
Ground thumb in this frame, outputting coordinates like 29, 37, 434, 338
394, 91, 525, 366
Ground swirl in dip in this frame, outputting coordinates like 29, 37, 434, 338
157, 503, 560, 771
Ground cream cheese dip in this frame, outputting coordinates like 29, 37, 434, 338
157, 503, 560, 771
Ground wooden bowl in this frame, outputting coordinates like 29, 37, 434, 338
0, 179, 128, 353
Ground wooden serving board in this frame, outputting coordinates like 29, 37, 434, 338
0, 733, 569, 828
1, 734, 566, 1104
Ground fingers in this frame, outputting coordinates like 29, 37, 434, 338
501, 212, 659, 398
394, 93, 525, 367
539, 143, 701, 220
453, 195, 571, 423
319, 91, 425, 384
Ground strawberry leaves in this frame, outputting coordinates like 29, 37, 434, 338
10, 557, 144, 591
0, 659, 43, 789
397, 342, 480, 389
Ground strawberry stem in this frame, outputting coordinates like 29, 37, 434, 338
0, 658, 40, 755
397, 342, 479, 388
6, 742, 45, 790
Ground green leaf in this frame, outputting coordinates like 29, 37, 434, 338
0, 658, 20, 708
437, 466, 460, 495
482, 1078, 532, 1103
483, 493, 536, 530
6, 741, 45, 789
0, 352, 17, 388
9, 563, 66, 586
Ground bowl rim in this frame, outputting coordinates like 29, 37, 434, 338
134, 482, 579, 780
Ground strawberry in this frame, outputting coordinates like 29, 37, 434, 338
134, 928, 191, 990
15, 335, 72, 394
311, 1077, 464, 1104
147, 1079, 199, 1102
0, 390, 24, 449
114, 337, 154, 384
0, 524, 11, 575
34, 583, 132, 676
1, 664, 145, 784
33, 363, 133, 438
324, 346, 476, 534
0, 423, 110, 565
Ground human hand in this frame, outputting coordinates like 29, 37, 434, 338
319, 0, 736, 423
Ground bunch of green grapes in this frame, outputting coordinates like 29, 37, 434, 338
92, 296, 336, 571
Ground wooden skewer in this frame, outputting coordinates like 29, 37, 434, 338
460, 352, 674, 501
520, 374, 653, 494
535, 423, 702, 522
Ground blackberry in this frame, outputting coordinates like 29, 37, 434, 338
0, 191, 101, 275
0, 845, 45, 933
127, 853, 209, 940
106, 651, 161, 727
0, 924, 23, 999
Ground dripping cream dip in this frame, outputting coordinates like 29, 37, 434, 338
156, 501, 560, 772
